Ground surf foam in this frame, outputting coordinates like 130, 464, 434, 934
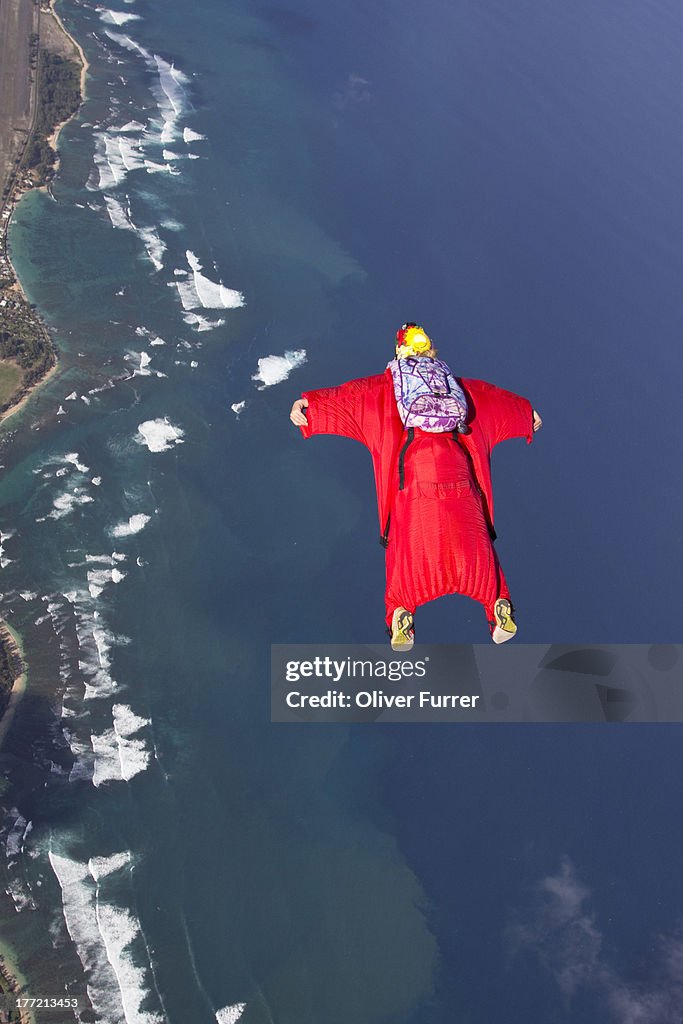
136, 418, 185, 452
110, 514, 151, 538
251, 349, 307, 389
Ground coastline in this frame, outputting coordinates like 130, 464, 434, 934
0, 3, 87, 1004
41, 0, 89, 163
0, 623, 32, 1023
0, 620, 27, 751
0, 360, 58, 426
0, 0, 89, 421
0, 942, 34, 1024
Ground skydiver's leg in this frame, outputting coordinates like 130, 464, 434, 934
384, 497, 419, 631
443, 491, 517, 641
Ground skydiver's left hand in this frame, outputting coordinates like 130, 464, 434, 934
533, 409, 543, 432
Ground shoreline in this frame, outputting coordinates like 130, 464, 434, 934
0, 2, 87, 1007
0, 0, 89, 421
43, 0, 90, 161
0, 620, 27, 750
0, 359, 59, 426
0, 940, 34, 1024
0, 622, 32, 1023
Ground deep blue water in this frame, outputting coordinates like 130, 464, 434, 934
0, 0, 682, 1021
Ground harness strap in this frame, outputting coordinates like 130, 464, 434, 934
450, 430, 496, 540
398, 427, 415, 491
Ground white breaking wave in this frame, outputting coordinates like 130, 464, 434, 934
64, 452, 90, 473
49, 490, 95, 520
135, 328, 165, 346
231, 401, 245, 418
182, 312, 225, 331
113, 119, 146, 133
78, 614, 127, 701
183, 127, 206, 143
110, 514, 151, 538
91, 726, 151, 785
125, 351, 152, 376
103, 197, 165, 270
188, 250, 244, 308
252, 349, 307, 389
99, 9, 141, 25
94, 29, 190, 175
136, 418, 185, 452
112, 703, 151, 737
87, 567, 126, 599
171, 251, 244, 311
137, 226, 165, 270
216, 1005, 246, 1024
154, 55, 189, 144
5, 813, 30, 858
48, 848, 164, 1024
104, 193, 135, 231
89, 852, 131, 881
91, 131, 146, 190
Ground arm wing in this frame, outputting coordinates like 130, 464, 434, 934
463, 378, 535, 449
299, 374, 385, 448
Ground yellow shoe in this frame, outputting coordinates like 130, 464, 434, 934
491, 598, 517, 644
390, 607, 415, 652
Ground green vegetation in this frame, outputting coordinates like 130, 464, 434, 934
0, 313, 53, 374
0, 362, 23, 407
0, 292, 56, 413
0, 49, 81, 417
0, 632, 20, 721
26, 51, 81, 182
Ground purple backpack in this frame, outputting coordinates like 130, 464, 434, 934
389, 357, 468, 433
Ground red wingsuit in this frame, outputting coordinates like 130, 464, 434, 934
299, 370, 534, 629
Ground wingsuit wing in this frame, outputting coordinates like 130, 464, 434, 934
458, 378, 535, 537
299, 374, 383, 446
298, 372, 534, 544
462, 378, 535, 448
298, 372, 404, 537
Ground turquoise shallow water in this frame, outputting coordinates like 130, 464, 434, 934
1, 0, 683, 1021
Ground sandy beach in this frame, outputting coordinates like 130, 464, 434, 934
0, 360, 59, 425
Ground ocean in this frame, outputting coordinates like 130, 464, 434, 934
1, 0, 682, 1021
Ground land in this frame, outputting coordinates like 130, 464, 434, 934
0, 1, 86, 1005
0, 947, 33, 1024
0, 0, 87, 424
0, 620, 26, 743
0, 623, 32, 1024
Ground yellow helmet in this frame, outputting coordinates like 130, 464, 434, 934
396, 322, 432, 357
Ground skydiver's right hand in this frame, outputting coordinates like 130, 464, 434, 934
290, 397, 309, 426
